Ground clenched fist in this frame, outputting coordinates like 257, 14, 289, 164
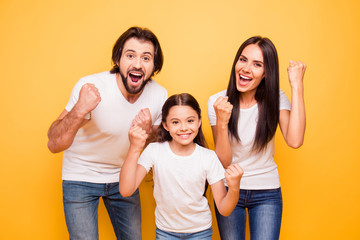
213, 96, 233, 126
132, 108, 153, 135
74, 83, 101, 117
287, 60, 306, 89
225, 163, 243, 190
128, 125, 148, 151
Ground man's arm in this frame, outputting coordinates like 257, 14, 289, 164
47, 83, 101, 153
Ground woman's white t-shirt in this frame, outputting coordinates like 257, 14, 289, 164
207, 89, 291, 189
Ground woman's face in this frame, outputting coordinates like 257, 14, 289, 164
235, 44, 265, 94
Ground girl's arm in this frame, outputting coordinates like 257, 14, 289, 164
279, 60, 307, 149
119, 125, 148, 197
211, 164, 243, 216
212, 96, 233, 168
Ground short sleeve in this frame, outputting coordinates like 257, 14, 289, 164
279, 89, 291, 111
207, 90, 226, 126
138, 143, 155, 172
206, 150, 225, 185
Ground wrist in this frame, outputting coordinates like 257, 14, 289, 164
72, 104, 89, 119
227, 185, 240, 193
216, 122, 229, 130
128, 145, 143, 155
290, 82, 304, 92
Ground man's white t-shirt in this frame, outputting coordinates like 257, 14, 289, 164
62, 71, 167, 183
138, 142, 225, 233
207, 89, 291, 189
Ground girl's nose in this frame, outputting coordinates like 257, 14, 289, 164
180, 123, 187, 131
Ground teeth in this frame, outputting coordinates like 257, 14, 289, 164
240, 75, 251, 80
179, 133, 190, 138
130, 72, 142, 76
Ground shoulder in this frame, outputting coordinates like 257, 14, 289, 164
146, 80, 167, 93
208, 90, 227, 104
141, 80, 168, 106
196, 144, 217, 158
143, 80, 168, 100
146, 142, 167, 151
78, 71, 114, 84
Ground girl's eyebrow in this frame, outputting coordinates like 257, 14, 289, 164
169, 115, 196, 121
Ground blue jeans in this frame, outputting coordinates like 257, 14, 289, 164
63, 180, 141, 240
155, 227, 212, 240
215, 188, 282, 240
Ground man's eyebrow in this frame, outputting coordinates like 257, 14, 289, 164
123, 49, 153, 56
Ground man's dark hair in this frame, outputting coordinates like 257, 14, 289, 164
110, 26, 163, 77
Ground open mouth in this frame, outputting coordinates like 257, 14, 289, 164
129, 72, 143, 83
239, 74, 252, 86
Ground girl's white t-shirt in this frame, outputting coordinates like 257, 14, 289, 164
207, 89, 291, 189
138, 142, 225, 233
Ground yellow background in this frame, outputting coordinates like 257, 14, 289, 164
1, 0, 359, 239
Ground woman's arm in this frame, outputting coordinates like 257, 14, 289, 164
212, 96, 233, 168
279, 60, 307, 149
211, 164, 243, 216
119, 125, 148, 197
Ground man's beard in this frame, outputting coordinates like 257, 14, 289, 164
120, 71, 151, 95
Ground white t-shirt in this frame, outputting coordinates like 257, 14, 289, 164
62, 71, 168, 183
207, 89, 291, 189
138, 142, 225, 233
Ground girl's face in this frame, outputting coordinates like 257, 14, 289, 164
235, 44, 265, 95
163, 105, 201, 149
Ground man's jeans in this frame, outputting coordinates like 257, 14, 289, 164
215, 188, 283, 240
63, 180, 141, 240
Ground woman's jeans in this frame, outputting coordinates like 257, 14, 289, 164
63, 180, 141, 240
155, 227, 212, 240
215, 188, 283, 240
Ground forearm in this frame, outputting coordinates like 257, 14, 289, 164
286, 85, 306, 148
47, 108, 86, 153
119, 147, 142, 197
216, 187, 239, 216
214, 125, 233, 168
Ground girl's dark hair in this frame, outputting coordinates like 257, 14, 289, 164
226, 36, 280, 152
110, 26, 163, 77
157, 93, 207, 148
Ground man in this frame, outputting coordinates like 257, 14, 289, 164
47, 26, 167, 240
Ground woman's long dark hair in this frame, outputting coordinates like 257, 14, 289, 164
157, 93, 207, 148
226, 36, 279, 152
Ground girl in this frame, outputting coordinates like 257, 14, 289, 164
119, 93, 243, 240
207, 36, 306, 240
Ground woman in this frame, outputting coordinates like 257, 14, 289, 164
207, 36, 306, 240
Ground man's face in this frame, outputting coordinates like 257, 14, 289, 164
118, 37, 155, 95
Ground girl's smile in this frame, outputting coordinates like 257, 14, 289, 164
163, 105, 201, 156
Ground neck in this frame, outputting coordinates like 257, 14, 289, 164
239, 89, 257, 109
